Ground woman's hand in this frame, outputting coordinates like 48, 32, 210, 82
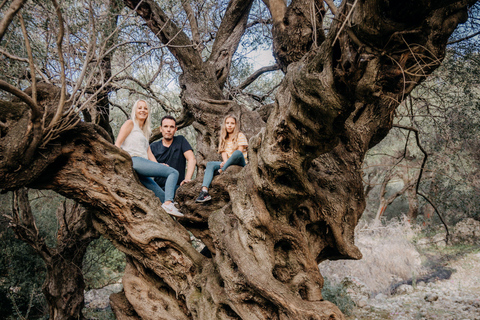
220, 162, 225, 168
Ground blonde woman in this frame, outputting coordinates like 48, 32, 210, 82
115, 100, 183, 217
196, 115, 248, 202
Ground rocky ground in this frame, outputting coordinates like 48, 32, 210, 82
346, 250, 480, 320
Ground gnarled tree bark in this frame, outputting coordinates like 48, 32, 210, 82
0, 0, 477, 319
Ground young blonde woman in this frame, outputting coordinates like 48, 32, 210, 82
196, 115, 248, 202
115, 100, 183, 217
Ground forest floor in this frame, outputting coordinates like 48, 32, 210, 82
319, 219, 480, 320
345, 248, 480, 320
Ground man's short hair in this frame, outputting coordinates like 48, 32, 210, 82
161, 115, 177, 126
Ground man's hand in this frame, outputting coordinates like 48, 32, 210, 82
180, 179, 191, 186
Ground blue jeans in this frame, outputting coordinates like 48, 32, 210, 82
132, 157, 179, 202
202, 150, 246, 188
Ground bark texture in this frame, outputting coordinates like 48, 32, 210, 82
0, 0, 477, 319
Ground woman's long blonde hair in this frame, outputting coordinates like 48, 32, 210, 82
131, 99, 152, 139
218, 115, 240, 153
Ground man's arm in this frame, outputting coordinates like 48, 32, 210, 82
181, 149, 196, 185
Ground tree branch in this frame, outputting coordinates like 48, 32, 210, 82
11, 188, 52, 262
236, 64, 280, 91
448, 29, 480, 44
181, 0, 201, 49
393, 124, 450, 239
261, 0, 287, 27
123, 0, 203, 73
208, 0, 255, 89
324, 0, 338, 16
0, 80, 42, 119
0, 0, 26, 42
44, 0, 67, 135
0, 47, 51, 83
18, 13, 37, 104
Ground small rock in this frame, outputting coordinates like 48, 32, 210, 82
416, 238, 429, 246
396, 284, 414, 295
356, 297, 368, 308
424, 294, 438, 302
416, 281, 426, 288
432, 233, 447, 247
375, 293, 387, 300
85, 283, 123, 309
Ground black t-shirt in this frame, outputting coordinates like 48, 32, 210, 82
150, 135, 193, 188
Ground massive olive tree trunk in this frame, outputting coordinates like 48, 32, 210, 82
0, 0, 476, 319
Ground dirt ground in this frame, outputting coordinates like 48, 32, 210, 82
347, 250, 480, 320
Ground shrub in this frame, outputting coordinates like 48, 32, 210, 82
322, 278, 355, 315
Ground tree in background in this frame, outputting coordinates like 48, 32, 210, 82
362, 22, 480, 228
1, 0, 479, 319
8, 189, 99, 320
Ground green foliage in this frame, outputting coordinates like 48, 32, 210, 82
0, 228, 47, 319
322, 278, 355, 316
83, 308, 117, 320
83, 237, 126, 290
362, 46, 480, 226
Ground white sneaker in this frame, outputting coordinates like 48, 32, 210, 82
162, 202, 184, 217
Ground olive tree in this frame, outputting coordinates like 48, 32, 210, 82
1, 0, 478, 319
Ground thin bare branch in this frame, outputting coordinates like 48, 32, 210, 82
448, 30, 480, 45
0, 48, 51, 83
418, 191, 450, 241
246, 18, 272, 28
0, 0, 9, 10
18, 13, 37, 104
67, 1, 97, 104
332, 0, 359, 47
181, 0, 201, 48
45, 0, 67, 132
0, 80, 42, 119
324, 0, 337, 16
0, 0, 26, 42
394, 124, 450, 239
237, 64, 280, 91
110, 101, 130, 119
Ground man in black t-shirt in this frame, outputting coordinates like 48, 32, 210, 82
150, 116, 196, 191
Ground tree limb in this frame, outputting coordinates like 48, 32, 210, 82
261, 0, 287, 27
0, 47, 51, 83
0, 0, 26, 42
0, 80, 42, 119
123, 0, 203, 73
393, 124, 450, 239
324, 0, 337, 16
18, 13, 37, 104
181, 0, 201, 49
44, 0, 67, 136
448, 29, 480, 44
11, 188, 52, 262
208, 0, 255, 89
236, 64, 280, 91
